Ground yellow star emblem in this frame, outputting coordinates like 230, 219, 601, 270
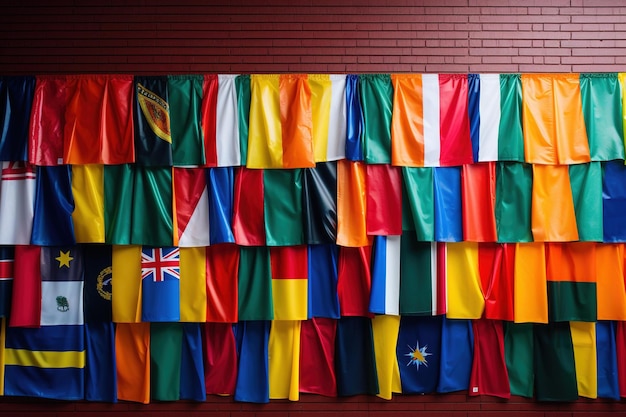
55, 250, 74, 268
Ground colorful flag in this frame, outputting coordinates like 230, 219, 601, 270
204, 322, 237, 396
345, 74, 363, 161
497, 74, 525, 161
141, 247, 180, 322
179, 323, 206, 401
268, 320, 301, 401
494, 162, 533, 243
571, 321, 597, 399
270, 246, 308, 321
546, 242, 597, 322
247, 74, 314, 169
111, 245, 141, 323
238, 247, 273, 321
569, 162, 603, 242
130, 166, 173, 247
366, 164, 402, 236
4, 246, 85, 400
503, 322, 534, 398
233, 320, 270, 403
235, 75, 250, 164
533, 322, 578, 401
360, 74, 393, 164
134, 76, 172, 166
173, 167, 211, 247
399, 236, 446, 316
179, 247, 207, 322
0, 76, 35, 161
309, 74, 347, 162
299, 318, 337, 397
369, 235, 401, 316
9, 245, 41, 327
371, 314, 401, 400
207, 167, 235, 244
445, 242, 484, 319
71, 164, 105, 243
602, 160, 626, 242
103, 164, 133, 245
397, 315, 442, 394
168, 75, 204, 166
337, 245, 372, 317
64, 75, 134, 164
232, 167, 266, 246
469, 319, 510, 399
462, 163, 497, 242
596, 321, 620, 400
28, 76, 66, 166
205, 243, 239, 323
580, 73, 625, 161
336, 160, 368, 247
522, 73, 590, 165
307, 244, 340, 319
437, 318, 473, 393
202, 74, 242, 167
513, 243, 548, 324
150, 322, 183, 401
433, 167, 462, 242
115, 322, 150, 404
479, 243, 515, 321
264, 169, 304, 246
596, 244, 626, 321
402, 167, 435, 241
0, 162, 35, 245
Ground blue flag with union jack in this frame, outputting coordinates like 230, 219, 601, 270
141, 247, 180, 322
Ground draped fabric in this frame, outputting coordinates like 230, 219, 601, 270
3, 72, 626, 404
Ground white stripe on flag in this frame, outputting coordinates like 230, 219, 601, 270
327, 74, 347, 161
478, 74, 501, 162
385, 235, 401, 316
178, 187, 211, 247
422, 74, 441, 167
216, 74, 241, 167
0, 161, 35, 245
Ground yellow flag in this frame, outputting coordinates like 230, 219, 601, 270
179, 247, 207, 322
309, 74, 332, 162
112, 245, 142, 323
269, 320, 301, 401
446, 242, 484, 319
514, 243, 548, 324
570, 321, 597, 399
71, 164, 105, 243
371, 315, 401, 400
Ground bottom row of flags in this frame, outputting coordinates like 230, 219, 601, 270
2, 316, 626, 403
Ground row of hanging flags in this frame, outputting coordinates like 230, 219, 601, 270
1, 73, 626, 404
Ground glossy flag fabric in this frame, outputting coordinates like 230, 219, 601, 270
204, 322, 237, 395
437, 318, 473, 393
0, 161, 35, 245
446, 242, 484, 319
179, 323, 206, 401
438, 74, 473, 166
28, 76, 66, 166
299, 318, 337, 397
233, 320, 270, 403
337, 245, 372, 317
336, 160, 368, 247
309, 74, 347, 162
0, 76, 35, 161
369, 235, 401, 316
514, 243, 548, 324
31, 165, 75, 246
504, 322, 534, 398
602, 160, 626, 242
235, 74, 250, 164
141, 247, 180, 322
168, 75, 204, 166
205, 243, 239, 323
238, 247, 273, 321
307, 244, 340, 319
9, 245, 41, 328
0, 247, 13, 318
345, 74, 363, 161
71, 164, 105, 243
433, 167, 462, 242
232, 167, 266, 246
569, 162, 603, 242
173, 167, 211, 247
335, 316, 379, 396
596, 244, 626, 321
570, 321, 597, 399
264, 169, 304, 246
179, 247, 207, 322
366, 164, 402, 236
371, 314, 401, 400
111, 245, 141, 323
247, 74, 314, 169
596, 321, 620, 400
497, 74, 525, 161
115, 322, 150, 404
462, 163, 497, 242
397, 315, 442, 394
468, 319, 510, 399
495, 162, 533, 243
64, 75, 134, 164
268, 320, 301, 400
479, 243, 515, 321
360, 74, 393, 164
134, 76, 172, 166
302, 162, 337, 244
150, 322, 183, 401
207, 167, 235, 244
533, 322, 578, 401
580, 73, 625, 161
402, 167, 434, 241
390, 74, 425, 166
270, 246, 308, 321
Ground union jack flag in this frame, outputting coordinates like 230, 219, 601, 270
141, 247, 180, 282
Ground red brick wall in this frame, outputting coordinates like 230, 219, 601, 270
1, 0, 625, 74
1, 0, 626, 415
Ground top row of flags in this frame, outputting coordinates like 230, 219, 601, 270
1, 73, 625, 168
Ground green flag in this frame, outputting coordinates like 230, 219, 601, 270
168, 75, 204, 166
399, 232, 437, 315
104, 164, 134, 244
264, 169, 304, 246
402, 167, 434, 241
498, 74, 525, 162
495, 162, 532, 242
238, 246, 274, 321
534, 322, 578, 401
504, 322, 534, 398
569, 162, 603, 241
360, 74, 393, 164
236, 75, 251, 165
131, 166, 173, 247
151, 322, 183, 401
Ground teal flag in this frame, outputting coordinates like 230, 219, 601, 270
504, 322, 534, 398
238, 247, 273, 321
359, 74, 393, 164
402, 167, 434, 241
131, 166, 173, 247
263, 169, 304, 246
104, 164, 134, 245
235, 75, 251, 165
168, 75, 205, 166
495, 162, 533, 242
498, 74, 525, 162
151, 322, 183, 401
569, 162, 603, 241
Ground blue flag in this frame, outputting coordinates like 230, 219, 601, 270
596, 321, 620, 400
180, 323, 206, 401
602, 160, 626, 242
433, 167, 462, 242
207, 167, 235, 244
468, 73, 480, 162
85, 322, 117, 402
437, 317, 473, 393
0, 76, 35, 161
31, 166, 75, 246
233, 320, 270, 403
335, 316, 379, 397
345, 74, 363, 161
141, 247, 180, 322
397, 315, 443, 394
307, 244, 340, 319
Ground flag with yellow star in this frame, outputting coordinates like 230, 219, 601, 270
40, 246, 84, 326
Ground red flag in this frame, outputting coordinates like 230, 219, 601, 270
206, 244, 239, 323
204, 322, 237, 395
201, 74, 219, 167
439, 74, 473, 166
365, 164, 402, 236
462, 163, 497, 242
9, 245, 41, 327
469, 318, 511, 399
29, 76, 66, 166
299, 318, 337, 397
478, 243, 515, 321
232, 167, 266, 246
337, 245, 372, 317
